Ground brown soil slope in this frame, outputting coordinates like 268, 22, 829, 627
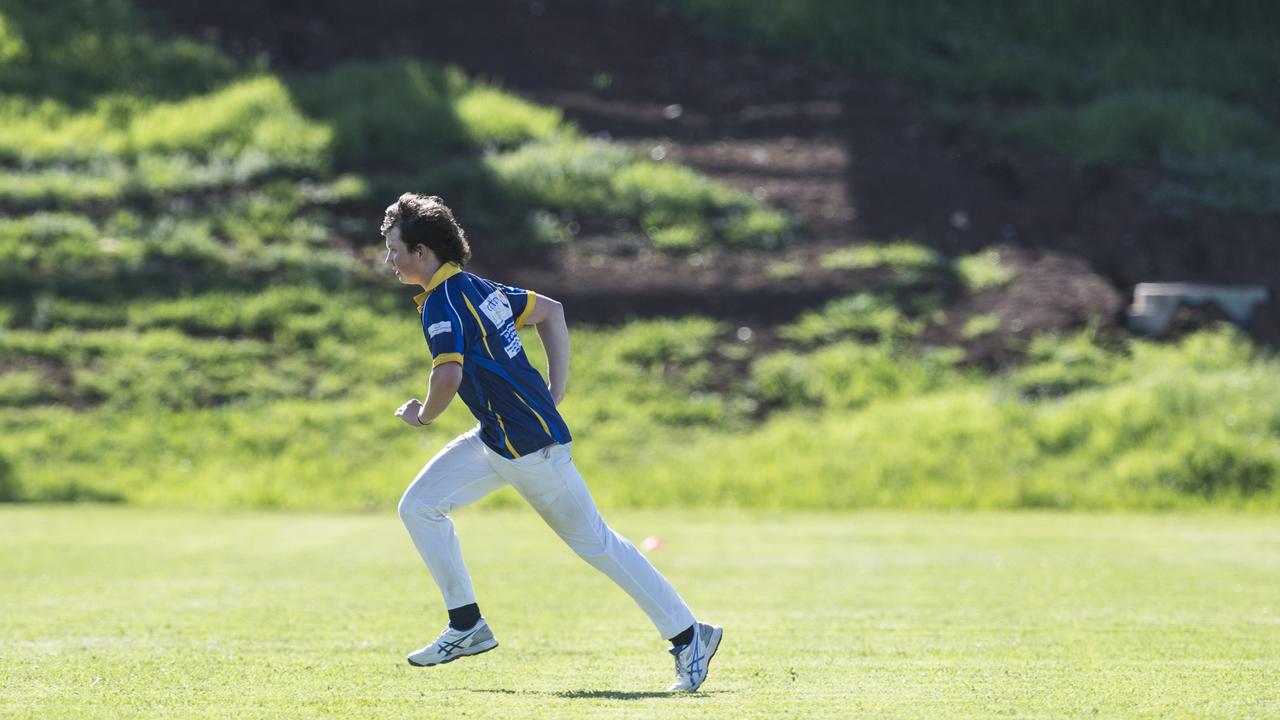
137, 0, 1274, 338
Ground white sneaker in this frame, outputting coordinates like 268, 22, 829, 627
667, 621, 723, 692
407, 619, 499, 667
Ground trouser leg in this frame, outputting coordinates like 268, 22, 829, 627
398, 428, 506, 610
491, 444, 696, 639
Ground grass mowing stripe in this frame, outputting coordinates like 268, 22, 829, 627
2, 507, 1278, 718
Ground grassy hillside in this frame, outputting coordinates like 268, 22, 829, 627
672, 0, 1280, 215
2, 1, 1279, 511
0, 0, 790, 269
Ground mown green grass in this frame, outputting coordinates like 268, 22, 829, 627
2, 506, 1278, 718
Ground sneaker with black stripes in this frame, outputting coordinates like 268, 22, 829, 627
407, 618, 499, 667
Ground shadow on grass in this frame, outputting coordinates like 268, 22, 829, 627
554, 690, 683, 700
465, 688, 721, 700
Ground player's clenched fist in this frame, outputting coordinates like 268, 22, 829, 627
395, 398, 426, 427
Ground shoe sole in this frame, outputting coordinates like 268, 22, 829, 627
406, 639, 499, 667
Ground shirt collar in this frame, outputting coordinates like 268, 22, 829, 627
412, 262, 462, 312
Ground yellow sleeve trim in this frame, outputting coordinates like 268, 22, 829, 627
515, 292, 537, 330
432, 353, 464, 368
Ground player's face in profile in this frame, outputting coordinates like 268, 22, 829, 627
384, 226, 435, 286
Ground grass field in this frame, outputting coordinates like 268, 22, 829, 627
3, 507, 1277, 718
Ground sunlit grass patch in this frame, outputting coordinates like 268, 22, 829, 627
0, 77, 330, 168
777, 292, 924, 345
961, 312, 1001, 339
488, 137, 792, 250
765, 259, 804, 279
955, 249, 1015, 291
818, 240, 942, 276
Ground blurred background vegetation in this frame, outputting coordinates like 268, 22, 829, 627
675, 0, 1280, 214
1, 0, 1277, 510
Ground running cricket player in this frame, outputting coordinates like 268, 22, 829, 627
382, 193, 721, 692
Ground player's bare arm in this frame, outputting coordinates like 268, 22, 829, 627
394, 361, 463, 427
526, 295, 569, 406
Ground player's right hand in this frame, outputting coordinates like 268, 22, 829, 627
395, 398, 426, 427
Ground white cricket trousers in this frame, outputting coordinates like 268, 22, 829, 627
398, 427, 696, 639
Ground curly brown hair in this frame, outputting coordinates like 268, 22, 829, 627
380, 193, 472, 266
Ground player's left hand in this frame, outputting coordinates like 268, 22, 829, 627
395, 398, 426, 427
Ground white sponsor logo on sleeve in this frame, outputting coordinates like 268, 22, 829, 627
479, 291, 514, 326
427, 320, 452, 338
477, 290, 523, 357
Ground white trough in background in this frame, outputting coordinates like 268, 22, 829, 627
1127, 283, 1268, 336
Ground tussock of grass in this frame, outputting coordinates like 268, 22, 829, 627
288, 61, 564, 167
0, 187, 366, 297
819, 240, 942, 276
1009, 330, 1120, 400
456, 85, 565, 147
955, 249, 1014, 291
0, 77, 330, 168
960, 313, 1001, 339
488, 137, 791, 250
765, 259, 804, 279
752, 340, 962, 412
777, 292, 923, 345
815, 242, 1017, 297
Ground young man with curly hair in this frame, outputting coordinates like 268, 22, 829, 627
382, 193, 721, 692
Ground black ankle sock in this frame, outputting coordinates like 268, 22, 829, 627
668, 624, 694, 647
448, 603, 482, 631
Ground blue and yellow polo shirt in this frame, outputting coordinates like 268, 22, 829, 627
414, 263, 571, 459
